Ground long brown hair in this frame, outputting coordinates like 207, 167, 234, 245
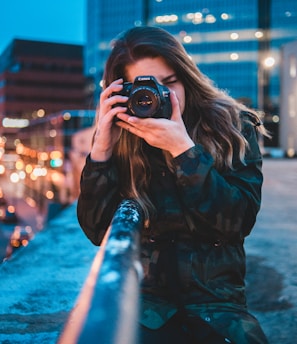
99, 26, 265, 221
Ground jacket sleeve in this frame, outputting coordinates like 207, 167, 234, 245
77, 155, 121, 245
173, 120, 263, 241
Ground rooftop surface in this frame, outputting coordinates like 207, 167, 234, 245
0, 158, 296, 344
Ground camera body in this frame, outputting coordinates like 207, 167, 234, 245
114, 75, 172, 119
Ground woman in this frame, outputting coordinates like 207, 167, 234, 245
77, 26, 268, 343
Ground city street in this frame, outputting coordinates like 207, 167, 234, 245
0, 174, 46, 261
0, 158, 296, 343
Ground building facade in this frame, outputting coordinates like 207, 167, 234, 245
280, 40, 297, 157
85, 0, 297, 146
13, 110, 95, 205
0, 39, 88, 148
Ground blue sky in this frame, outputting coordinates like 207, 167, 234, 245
0, 0, 86, 54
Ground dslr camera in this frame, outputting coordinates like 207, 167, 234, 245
114, 75, 172, 119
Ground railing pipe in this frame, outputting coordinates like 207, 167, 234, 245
59, 199, 144, 344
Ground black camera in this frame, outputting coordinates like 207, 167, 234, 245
114, 75, 172, 119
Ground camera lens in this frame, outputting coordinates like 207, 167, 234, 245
128, 87, 160, 118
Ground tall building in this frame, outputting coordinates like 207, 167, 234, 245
0, 39, 88, 148
280, 40, 297, 157
85, 0, 297, 146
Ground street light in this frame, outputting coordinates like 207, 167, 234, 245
257, 56, 275, 113
257, 56, 276, 154
264, 56, 275, 68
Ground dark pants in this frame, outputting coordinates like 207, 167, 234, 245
139, 312, 232, 344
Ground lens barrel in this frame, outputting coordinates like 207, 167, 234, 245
128, 86, 160, 118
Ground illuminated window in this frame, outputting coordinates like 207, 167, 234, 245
183, 35, 192, 43
205, 14, 216, 24
230, 53, 239, 61
255, 31, 264, 39
230, 33, 239, 40
221, 13, 229, 20
290, 55, 297, 78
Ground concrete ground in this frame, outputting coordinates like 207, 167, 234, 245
244, 158, 297, 343
0, 158, 296, 343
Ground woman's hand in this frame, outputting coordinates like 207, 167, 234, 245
90, 79, 128, 161
115, 91, 194, 157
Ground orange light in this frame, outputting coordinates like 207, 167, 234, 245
7, 205, 15, 213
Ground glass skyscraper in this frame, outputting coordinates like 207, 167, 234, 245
85, 0, 297, 144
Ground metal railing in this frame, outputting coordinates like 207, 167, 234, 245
58, 199, 144, 344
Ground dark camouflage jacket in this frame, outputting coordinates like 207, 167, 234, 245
77, 114, 264, 339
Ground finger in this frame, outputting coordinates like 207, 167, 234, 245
116, 113, 131, 123
104, 95, 128, 109
116, 114, 148, 126
100, 79, 124, 101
